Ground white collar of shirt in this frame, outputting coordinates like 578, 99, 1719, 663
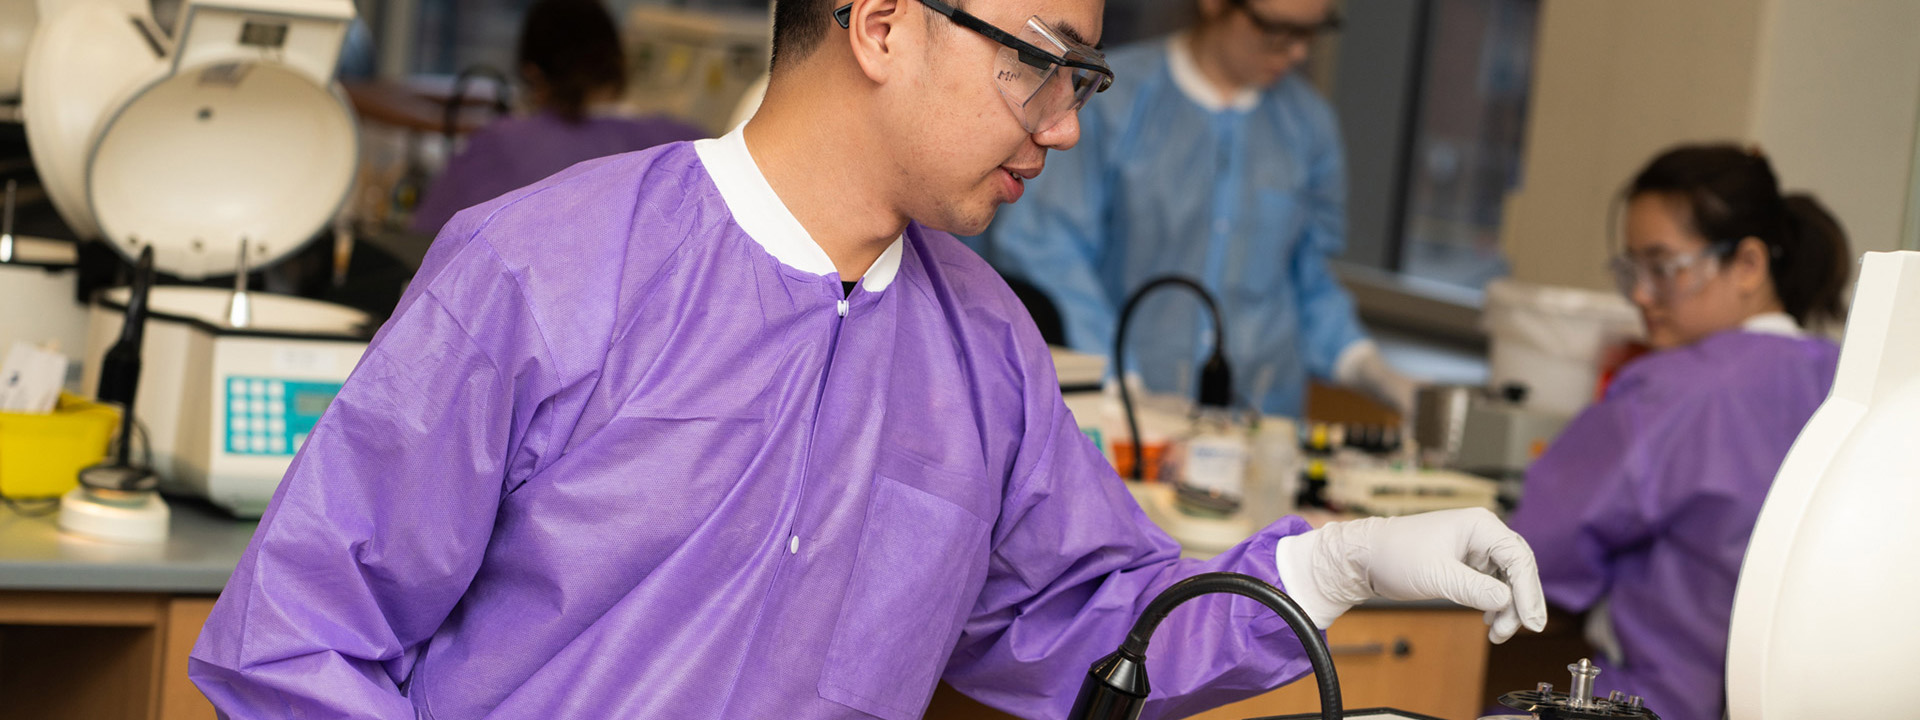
1742, 312, 1804, 338
693, 125, 904, 292
1167, 33, 1262, 113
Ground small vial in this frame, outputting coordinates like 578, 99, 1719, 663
1567, 658, 1601, 709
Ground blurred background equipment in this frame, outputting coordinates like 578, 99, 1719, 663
22, 0, 373, 518
1413, 383, 1567, 483
1481, 280, 1642, 418
619, 4, 768, 135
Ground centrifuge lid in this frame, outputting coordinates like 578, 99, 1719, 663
87, 60, 358, 279
20, 0, 159, 241
23, 0, 358, 280
1726, 251, 1920, 719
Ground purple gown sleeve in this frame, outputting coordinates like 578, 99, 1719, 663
943, 336, 1319, 720
1508, 389, 1656, 613
188, 217, 563, 717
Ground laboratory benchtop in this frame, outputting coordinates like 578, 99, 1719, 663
0, 497, 1461, 610
0, 498, 255, 594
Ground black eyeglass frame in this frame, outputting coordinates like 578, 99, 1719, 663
832, 0, 1114, 92
1224, 0, 1344, 41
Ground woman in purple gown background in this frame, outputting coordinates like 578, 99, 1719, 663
1509, 144, 1854, 720
411, 0, 706, 236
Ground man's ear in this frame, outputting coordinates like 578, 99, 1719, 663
846, 0, 911, 85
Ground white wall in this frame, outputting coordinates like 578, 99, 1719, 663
1500, 0, 1920, 291
1751, 0, 1920, 257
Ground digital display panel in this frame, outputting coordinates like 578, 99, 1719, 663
294, 390, 336, 417
240, 20, 289, 49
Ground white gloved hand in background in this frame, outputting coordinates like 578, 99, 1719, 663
1275, 508, 1547, 642
1334, 341, 1418, 416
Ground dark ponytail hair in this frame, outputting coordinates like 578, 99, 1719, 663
519, 0, 628, 123
1625, 144, 1852, 328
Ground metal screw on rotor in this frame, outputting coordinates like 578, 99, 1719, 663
1628, 695, 1644, 709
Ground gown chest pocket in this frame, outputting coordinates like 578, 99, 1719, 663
818, 453, 994, 720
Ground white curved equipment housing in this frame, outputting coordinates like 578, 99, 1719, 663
1727, 251, 1920, 719
22, 0, 357, 279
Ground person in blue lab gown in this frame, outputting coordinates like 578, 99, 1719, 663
410, 0, 705, 236
191, 1, 1546, 717
975, 0, 1415, 418
1509, 144, 1853, 720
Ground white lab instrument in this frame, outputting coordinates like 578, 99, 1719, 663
1050, 345, 1107, 390
1413, 383, 1568, 480
1482, 279, 1643, 417
58, 485, 170, 542
24, 0, 358, 274
0, 185, 89, 358
1326, 465, 1500, 518
1726, 251, 1920, 719
83, 287, 366, 516
23, 0, 368, 517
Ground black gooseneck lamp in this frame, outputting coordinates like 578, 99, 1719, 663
1067, 572, 1343, 720
1112, 276, 1234, 482
78, 245, 159, 498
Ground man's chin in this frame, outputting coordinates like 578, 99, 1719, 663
916, 203, 998, 237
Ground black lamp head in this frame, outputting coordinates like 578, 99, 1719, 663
1065, 572, 1343, 720
1198, 349, 1234, 409
1067, 649, 1151, 720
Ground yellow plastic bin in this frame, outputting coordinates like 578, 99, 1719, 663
0, 393, 121, 499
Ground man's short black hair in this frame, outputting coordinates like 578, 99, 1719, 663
770, 0, 836, 71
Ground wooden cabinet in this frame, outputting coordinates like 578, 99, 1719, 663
8, 593, 1484, 720
0, 592, 217, 720
159, 598, 219, 720
927, 606, 1488, 720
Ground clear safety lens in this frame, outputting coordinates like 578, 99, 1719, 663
992, 17, 1109, 133
1608, 257, 1648, 299
1608, 249, 1723, 304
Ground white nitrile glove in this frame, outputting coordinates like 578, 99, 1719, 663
1274, 508, 1547, 643
1334, 341, 1418, 416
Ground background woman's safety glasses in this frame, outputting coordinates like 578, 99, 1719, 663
834, 0, 1114, 133
1608, 240, 1736, 304
1225, 0, 1343, 53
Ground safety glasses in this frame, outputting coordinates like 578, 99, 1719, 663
1608, 240, 1736, 305
834, 0, 1114, 133
1225, 0, 1343, 53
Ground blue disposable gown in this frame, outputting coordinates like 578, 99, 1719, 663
1509, 328, 1838, 720
977, 37, 1365, 417
190, 129, 1321, 719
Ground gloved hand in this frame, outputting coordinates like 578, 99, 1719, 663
1336, 341, 1418, 416
1275, 508, 1547, 642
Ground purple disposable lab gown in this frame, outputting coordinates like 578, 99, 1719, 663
191, 130, 1319, 720
1509, 329, 1837, 720
409, 110, 707, 236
